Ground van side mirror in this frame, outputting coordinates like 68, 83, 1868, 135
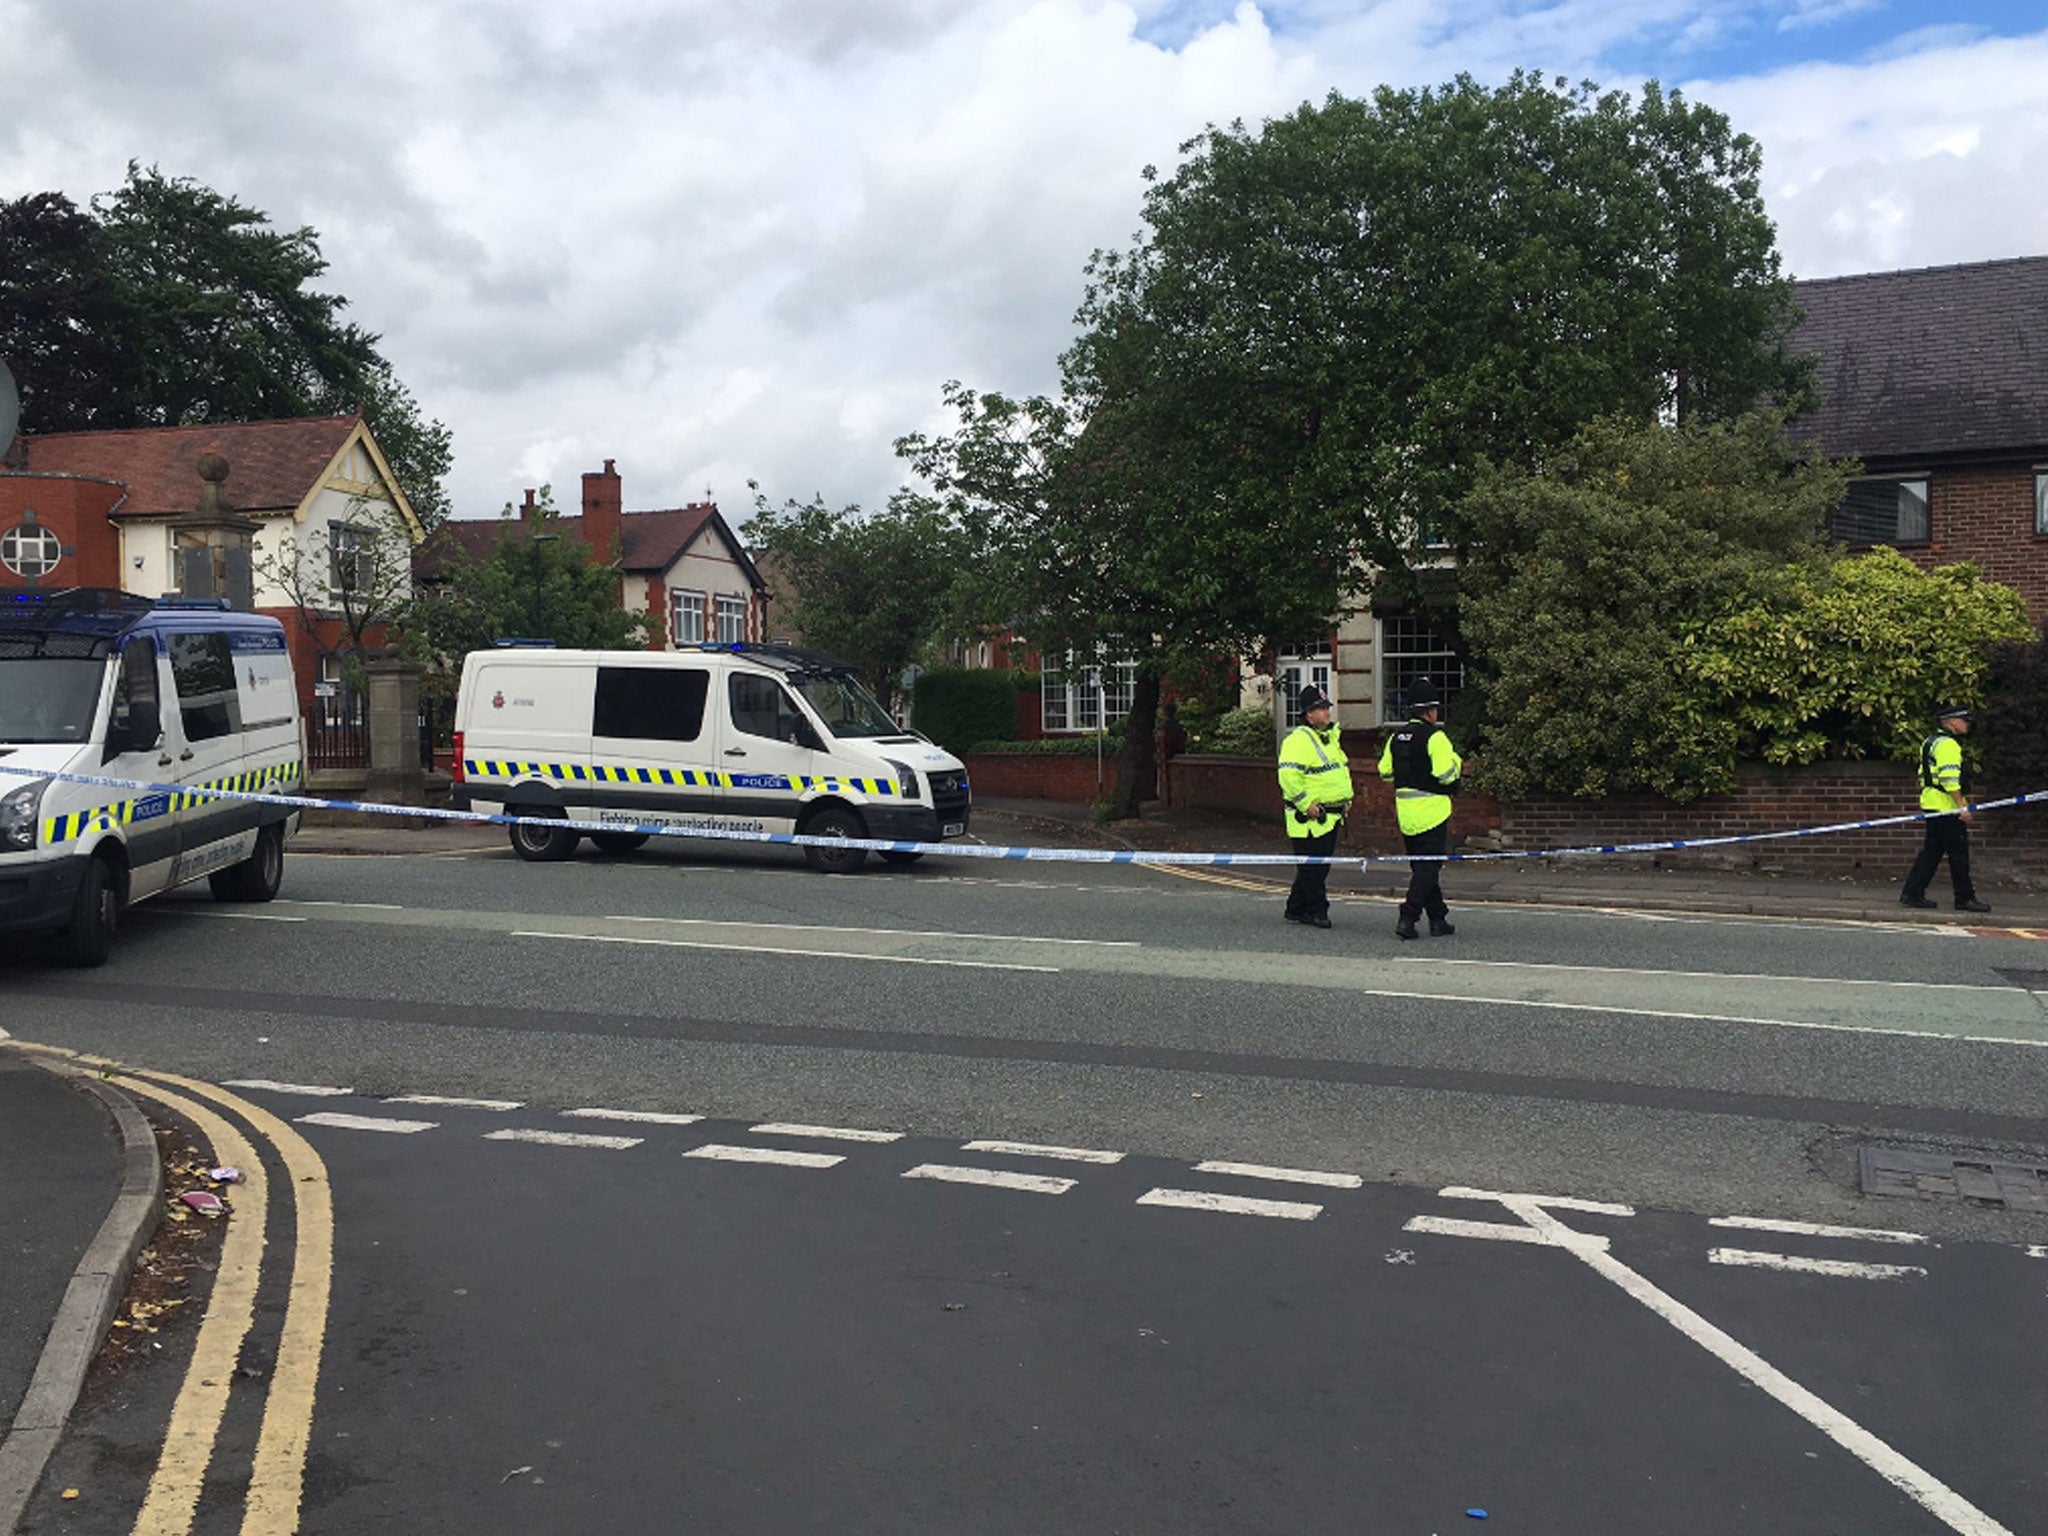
109, 701, 161, 757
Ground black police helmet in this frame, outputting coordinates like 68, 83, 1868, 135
1297, 684, 1334, 714
1938, 704, 1972, 722
1403, 679, 1442, 711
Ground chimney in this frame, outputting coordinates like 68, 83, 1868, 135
580, 458, 622, 561
521, 488, 538, 522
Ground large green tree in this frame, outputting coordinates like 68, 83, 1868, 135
742, 489, 968, 709
0, 165, 452, 525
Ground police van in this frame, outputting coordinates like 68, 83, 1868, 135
452, 643, 971, 873
0, 589, 303, 966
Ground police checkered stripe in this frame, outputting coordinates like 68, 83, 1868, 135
460, 760, 897, 796
38, 760, 302, 846
4, 761, 2043, 867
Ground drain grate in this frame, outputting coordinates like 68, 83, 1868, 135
1861, 1146, 2048, 1212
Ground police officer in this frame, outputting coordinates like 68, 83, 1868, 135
1377, 679, 1463, 940
1901, 705, 1992, 914
1278, 683, 1352, 929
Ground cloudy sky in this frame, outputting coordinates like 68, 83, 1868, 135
5, 0, 2045, 524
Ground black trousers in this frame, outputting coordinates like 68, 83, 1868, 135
1286, 827, 1340, 919
1903, 815, 1975, 905
1400, 823, 1450, 922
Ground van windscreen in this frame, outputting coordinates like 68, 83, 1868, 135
794, 673, 899, 739
0, 651, 106, 744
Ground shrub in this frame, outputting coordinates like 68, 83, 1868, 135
963, 735, 1111, 756
1981, 621, 2048, 785
1194, 705, 1278, 756
912, 668, 1018, 753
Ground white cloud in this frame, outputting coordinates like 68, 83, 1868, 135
2, 1, 2045, 522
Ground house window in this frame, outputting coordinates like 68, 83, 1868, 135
1379, 614, 1464, 723
671, 590, 707, 646
1830, 477, 1930, 546
2036, 471, 2047, 536
715, 593, 747, 644
1, 522, 62, 579
328, 521, 371, 593
1041, 654, 1137, 733
1277, 646, 1333, 729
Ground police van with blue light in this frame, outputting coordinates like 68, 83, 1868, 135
0, 588, 303, 966
451, 642, 971, 872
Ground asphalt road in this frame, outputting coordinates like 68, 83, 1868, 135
6, 837, 2048, 1535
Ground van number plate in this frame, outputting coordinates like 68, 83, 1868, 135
943, 822, 964, 836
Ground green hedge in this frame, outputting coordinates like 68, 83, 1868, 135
1190, 705, 1276, 756
965, 734, 1116, 756
912, 668, 1018, 753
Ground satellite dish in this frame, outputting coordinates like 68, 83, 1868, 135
0, 359, 19, 452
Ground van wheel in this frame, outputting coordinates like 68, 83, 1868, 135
210, 824, 284, 902
801, 807, 869, 874
59, 856, 119, 968
510, 807, 581, 862
878, 850, 923, 868
590, 832, 650, 856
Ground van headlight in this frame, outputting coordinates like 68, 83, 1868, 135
882, 759, 918, 800
1, 779, 48, 851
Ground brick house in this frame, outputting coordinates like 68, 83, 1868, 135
414, 460, 768, 648
2, 414, 425, 720
1789, 255, 2048, 623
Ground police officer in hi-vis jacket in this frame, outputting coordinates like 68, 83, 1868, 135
1377, 679, 1463, 941
1277, 684, 1352, 930
1901, 704, 1992, 915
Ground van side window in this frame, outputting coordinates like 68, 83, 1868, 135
729, 674, 808, 744
594, 666, 708, 743
169, 632, 241, 742
107, 640, 160, 749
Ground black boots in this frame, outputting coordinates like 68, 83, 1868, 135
1429, 917, 1456, 936
1396, 912, 1453, 941
1957, 898, 1992, 914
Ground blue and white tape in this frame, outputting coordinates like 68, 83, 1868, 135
0, 762, 2042, 867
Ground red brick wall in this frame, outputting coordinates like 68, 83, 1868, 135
0, 473, 126, 591
1901, 463, 2048, 623
962, 751, 1117, 801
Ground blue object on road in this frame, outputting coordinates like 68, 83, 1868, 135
1467, 1511, 1488, 1520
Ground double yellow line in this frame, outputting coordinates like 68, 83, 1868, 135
19, 1046, 332, 1536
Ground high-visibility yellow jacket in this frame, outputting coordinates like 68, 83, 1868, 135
1378, 718, 1463, 836
1919, 731, 1968, 814
1278, 722, 1353, 839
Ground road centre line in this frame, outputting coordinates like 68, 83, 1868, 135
274, 899, 405, 910
563, 1107, 706, 1125
223, 1079, 353, 1097
961, 1139, 1125, 1164
607, 914, 1138, 947
1442, 1186, 1636, 1216
1710, 1215, 1931, 1245
512, 930, 1060, 972
175, 910, 307, 922
902, 1164, 1078, 1195
386, 1093, 523, 1110
1709, 1248, 1929, 1281
1404, 1215, 1613, 1250
749, 1122, 903, 1142
1193, 1160, 1364, 1189
684, 1144, 845, 1169
485, 1128, 643, 1150
1394, 956, 2028, 995
296, 1112, 439, 1134
1138, 1188, 1323, 1221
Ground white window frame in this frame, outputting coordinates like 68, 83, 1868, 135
327, 520, 370, 595
1277, 646, 1333, 729
1378, 614, 1464, 724
1041, 652, 1137, 734
714, 593, 747, 644
671, 589, 707, 647
2035, 469, 2047, 537
1, 521, 63, 579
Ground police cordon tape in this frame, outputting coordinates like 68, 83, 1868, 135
4, 760, 2045, 868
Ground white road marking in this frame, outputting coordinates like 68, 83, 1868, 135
1138, 1188, 1322, 1221
1708, 1248, 1929, 1281
296, 1112, 438, 1134
274, 899, 405, 910
2025, 1245, 2048, 1260
1486, 1193, 2015, 1536
1404, 1215, 1611, 1250
684, 1144, 845, 1169
1710, 1216, 1930, 1245
1395, 956, 2024, 995
563, 1107, 706, 1126
1193, 1160, 1363, 1189
176, 910, 307, 922
608, 914, 1138, 947
901, 1164, 1077, 1195
484, 1128, 643, 1150
223, 1080, 353, 1097
386, 1094, 523, 1111
749, 1122, 903, 1143
513, 930, 1059, 972
1441, 1186, 1635, 1216
960, 1139, 1124, 1164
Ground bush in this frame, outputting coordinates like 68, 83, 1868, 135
912, 668, 1018, 753
1982, 621, 2048, 785
1193, 705, 1277, 756
963, 735, 1111, 756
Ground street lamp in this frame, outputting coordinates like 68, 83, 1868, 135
528, 533, 559, 638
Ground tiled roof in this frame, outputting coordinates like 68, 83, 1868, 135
1788, 257, 2048, 463
413, 504, 752, 582
20, 416, 362, 515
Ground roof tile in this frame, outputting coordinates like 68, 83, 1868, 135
20, 416, 362, 515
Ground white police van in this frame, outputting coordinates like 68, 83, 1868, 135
0, 589, 303, 966
452, 643, 971, 873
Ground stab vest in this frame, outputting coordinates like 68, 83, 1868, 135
1386, 723, 1443, 793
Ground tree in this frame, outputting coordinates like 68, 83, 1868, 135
741, 489, 968, 709
1456, 412, 1849, 800
255, 494, 422, 688
0, 166, 452, 525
